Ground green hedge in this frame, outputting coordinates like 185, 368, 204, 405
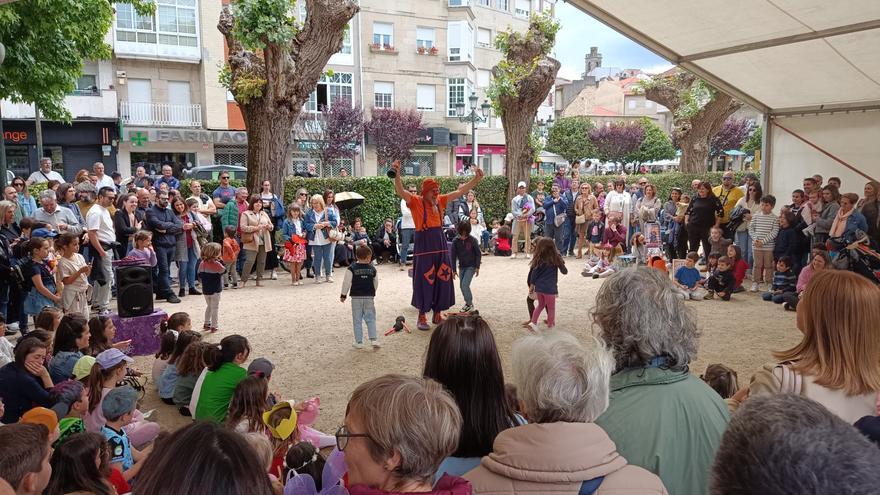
177, 171, 757, 233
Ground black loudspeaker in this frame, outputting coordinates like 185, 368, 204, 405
117, 265, 154, 317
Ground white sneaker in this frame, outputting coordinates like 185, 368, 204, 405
314, 278, 322, 284
270, 270, 278, 280
749, 282, 758, 292
510, 253, 518, 259
370, 339, 382, 348
352, 341, 364, 349
325, 276, 334, 283
527, 322, 539, 332
526, 254, 532, 259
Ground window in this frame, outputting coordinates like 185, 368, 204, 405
448, 0, 469, 5
305, 72, 354, 112
115, 2, 157, 43
374, 81, 394, 109
416, 27, 435, 50
373, 22, 393, 48
417, 84, 435, 111
478, 0, 490, 5
628, 99, 637, 109
496, 0, 509, 10
116, 0, 196, 47
340, 23, 352, 54
447, 21, 473, 62
477, 28, 492, 47
71, 75, 99, 96
477, 69, 492, 88
515, 0, 530, 17
447, 78, 471, 117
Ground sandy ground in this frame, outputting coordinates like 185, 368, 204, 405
135, 255, 802, 434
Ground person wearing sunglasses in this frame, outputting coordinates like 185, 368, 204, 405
211, 173, 237, 209
712, 171, 745, 240
11, 177, 37, 220
339, 374, 469, 495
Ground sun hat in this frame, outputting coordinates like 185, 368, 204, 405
95, 348, 133, 370
72, 355, 96, 380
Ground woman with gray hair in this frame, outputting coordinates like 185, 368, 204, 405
339, 374, 471, 495
465, 332, 666, 494
592, 268, 728, 495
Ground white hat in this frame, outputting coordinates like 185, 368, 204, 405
517, 181, 527, 188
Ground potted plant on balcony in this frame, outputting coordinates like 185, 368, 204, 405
417, 46, 427, 54
429, 46, 439, 55
370, 42, 381, 50
383, 43, 394, 52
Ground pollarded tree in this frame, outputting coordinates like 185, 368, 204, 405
488, 12, 560, 200
641, 71, 742, 173
545, 116, 596, 164
588, 122, 645, 165
625, 117, 676, 165
219, 0, 358, 193
364, 108, 424, 172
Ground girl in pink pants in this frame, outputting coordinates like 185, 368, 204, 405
527, 238, 568, 331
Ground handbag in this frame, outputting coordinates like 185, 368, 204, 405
325, 210, 344, 242
575, 214, 587, 225
240, 213, 254, 244
554, 213, 566, 228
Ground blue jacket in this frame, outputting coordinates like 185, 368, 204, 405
543, 196, 569, 223
154, 176, 180, 191
0, 363, 53, 423
303, 208, 338, 242
527, 262, 568, 295
145, 204, 183, 248
280, 218, 305, 243
844, 209, 869, 237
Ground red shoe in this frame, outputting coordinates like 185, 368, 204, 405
432, 312, 445, 325
417, 313, 430, 331
210, 327, 218, 333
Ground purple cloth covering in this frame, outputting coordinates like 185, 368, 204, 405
411, 227, 455, 313
110, 310, 168, 356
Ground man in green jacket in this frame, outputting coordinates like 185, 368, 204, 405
591, 268, 729, 495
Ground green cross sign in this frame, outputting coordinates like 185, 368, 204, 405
130, 131, 148, 147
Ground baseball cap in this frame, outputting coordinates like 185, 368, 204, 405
50, 379, 85, 419
102, 385, 139, 420
21, 407, 59, 434
96, 348, 133, 370
247, 358, 274, 379
31, 228, 57, 238
72, 355, 96, 380
517, 181, 527, 189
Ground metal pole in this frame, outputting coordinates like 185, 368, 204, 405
35, 103, 43, 168
471, 116, 477, 172
0, 104, 7, 187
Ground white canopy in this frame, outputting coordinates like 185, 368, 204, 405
568, 0, 880, 198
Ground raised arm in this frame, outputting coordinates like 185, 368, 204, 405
447, 168, 485, 202
390, 161, 412, 203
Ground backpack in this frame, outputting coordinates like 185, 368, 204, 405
11, 258, 33, 292
579, 476, 605, 495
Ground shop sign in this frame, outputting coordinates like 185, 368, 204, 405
296, 140, 359, 152
454, 145, 506, 155
127, 129, 249, 145
2, 130, 28, 143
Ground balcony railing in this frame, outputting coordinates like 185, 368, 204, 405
119, 101, 202, 128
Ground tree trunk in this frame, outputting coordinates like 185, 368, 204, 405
678, 134, 709, 173
241, 101, 298, 195
502, 109, 534, 199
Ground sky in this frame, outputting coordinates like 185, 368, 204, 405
553, 2, 673, 80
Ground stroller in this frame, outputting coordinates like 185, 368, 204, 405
828, 231, 880, 284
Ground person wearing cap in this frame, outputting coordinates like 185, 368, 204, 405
49, 379, 89, 446
101, 386, 153, 481
510, 181, 535, 259
33, 189, 83, 236
20, 406, 60, 444
72, 355, 96, 381
390, 160, 484, 331
247, 357, 274, 380
713, 171, 744, 239
84, 349, 160, 448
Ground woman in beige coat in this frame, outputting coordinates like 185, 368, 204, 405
239, 194, 274, 287
464, 332, 667, 494
574, 183, 599, 258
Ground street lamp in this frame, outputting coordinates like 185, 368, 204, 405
456, 92, 491, 173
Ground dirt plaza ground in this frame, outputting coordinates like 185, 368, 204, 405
137, 254, 802, 433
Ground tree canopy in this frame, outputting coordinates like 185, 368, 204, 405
742, 124, 762, 155
588, 122, 645, 164
625, 118, 676, 164
545, 116, 595, 163
0, 0, 153, 121
710, 118, 753, 157
364, 108, 424, 168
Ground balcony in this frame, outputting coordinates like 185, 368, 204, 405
119, 101, 202, 128
1, 90, 118, 120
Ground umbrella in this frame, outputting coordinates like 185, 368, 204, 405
335, 191, 365, 211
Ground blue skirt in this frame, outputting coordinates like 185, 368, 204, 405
24, 284, 56, 316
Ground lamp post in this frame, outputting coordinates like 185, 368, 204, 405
456, 92, 491, 173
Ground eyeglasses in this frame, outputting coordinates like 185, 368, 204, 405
748, 188, 756, 191
723, 176, 734, 180
220, 176, 230, 180
639, 182, 647, 186
298, 193, 307, 197
335, 425, 373, 451
12, 183, 23, 187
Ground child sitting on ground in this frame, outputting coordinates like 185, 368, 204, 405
283, 441, 327, 491
173, 341, 210, 417
451, 221, 481, 313
602, 215, 627, 260
158, 330, 202, 406
340, 245, 380, 349
49, 379, 89, 446
726, 244, 749, 292
705, 252, 719, 276
631, 233, 648, 265
701, 364, 739, 399
705, 256, 736, 300
762, 255, 797, 304
673, 252, 707, 300
151, 312, 191, 385
586, 211, 604, 259
225, 375, 270, 434
708, 226, 732, 256
494, 225, 512, 257
583, 247, 618, 279
101, 386, 152, 481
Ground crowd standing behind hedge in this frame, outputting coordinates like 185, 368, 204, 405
177, 171, 757, 234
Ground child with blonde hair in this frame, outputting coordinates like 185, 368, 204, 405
281, 203, 307, 286
198, 242, 225, 333
127, 231, 157, 267
222, 226, 241, 289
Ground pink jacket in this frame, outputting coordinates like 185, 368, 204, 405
464, 422, 666, 494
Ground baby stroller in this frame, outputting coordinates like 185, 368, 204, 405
828, 231, 880, 284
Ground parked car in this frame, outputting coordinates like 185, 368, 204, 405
183, 164, 248, 181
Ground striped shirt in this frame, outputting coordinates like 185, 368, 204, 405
748, 211, 779, 250
771, 270, 798, 293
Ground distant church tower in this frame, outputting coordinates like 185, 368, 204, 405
584, 47, 602, 76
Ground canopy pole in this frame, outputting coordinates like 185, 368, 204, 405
770, 118, 878, 183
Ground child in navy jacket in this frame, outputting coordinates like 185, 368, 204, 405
450, 221, 482, 312
526, 237, 567, 331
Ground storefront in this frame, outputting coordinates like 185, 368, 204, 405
370, 127, 452, 177
292, 140, 359, 177
118, 128, 248, 177
1, 120, 118, 180
454, 145, 506, 176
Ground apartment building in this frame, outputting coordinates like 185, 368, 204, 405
359, 0, 555, 177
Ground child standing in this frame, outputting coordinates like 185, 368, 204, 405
586, 211, 604, 258
198, 242, 225, 333
748, 195, 780, 292
127, 231, 157, 267
24, 237, 61, 319
762, 256, 797, 304
673, 252, 707, 300
526, 237, 567, 331
101, 385, 152, 482
280, 203, 307, 286
451, 221, 481, 312
55, 232, 91, 318
340, 245, 380, 349
706, 256, 736, 300
221, 226, 241, 289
